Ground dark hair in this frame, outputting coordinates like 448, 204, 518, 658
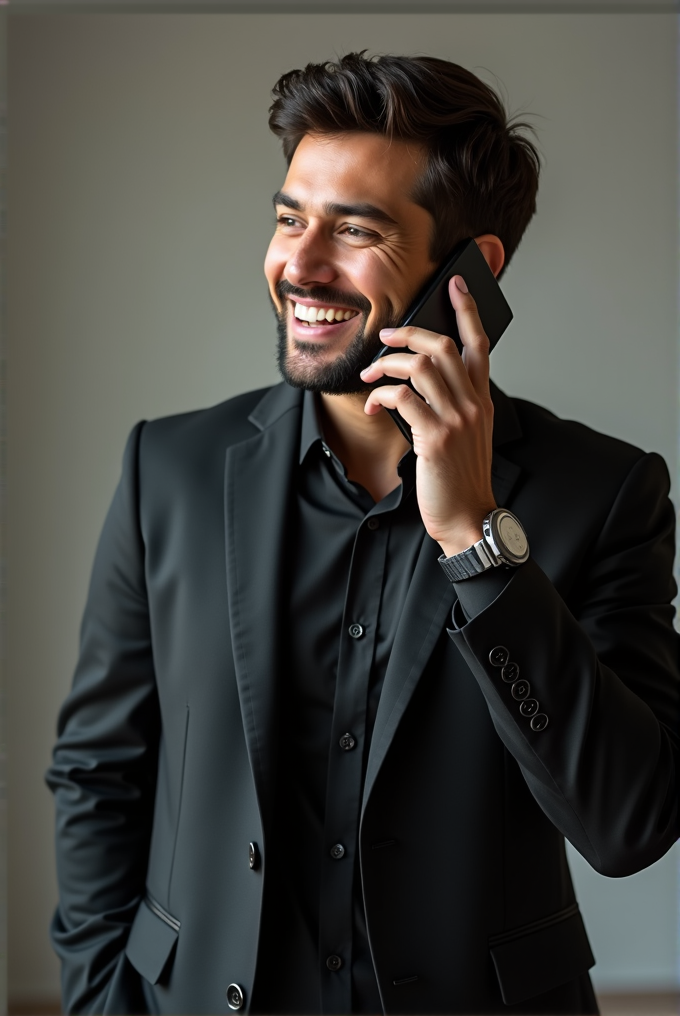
269, 52, 540, 271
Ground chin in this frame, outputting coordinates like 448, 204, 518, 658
276, 318, 384, 396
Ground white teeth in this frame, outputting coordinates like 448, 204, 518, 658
293, 302, 357, 323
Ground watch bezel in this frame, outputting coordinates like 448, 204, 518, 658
484, 509, 530, 566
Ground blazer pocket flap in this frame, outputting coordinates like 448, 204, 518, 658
489, 903, 595, 1007
125, 894, 180, 985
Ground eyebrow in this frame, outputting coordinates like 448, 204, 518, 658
272, 190, 398, 227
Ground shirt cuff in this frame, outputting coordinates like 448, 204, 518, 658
453, 566, 514, 622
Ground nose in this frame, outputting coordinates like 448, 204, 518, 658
284, 226, 338, 289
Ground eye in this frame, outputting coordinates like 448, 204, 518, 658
342, 224, 373, 239
276, 214, 303, 229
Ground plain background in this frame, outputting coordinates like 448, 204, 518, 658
7, 10, 679, 1005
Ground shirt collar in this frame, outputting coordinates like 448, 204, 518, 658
299, 389, 326, 465
299, 389, 415, 501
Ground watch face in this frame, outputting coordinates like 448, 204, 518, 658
496, 512, 529, 563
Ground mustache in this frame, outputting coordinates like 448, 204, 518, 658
275, 279, 372, 315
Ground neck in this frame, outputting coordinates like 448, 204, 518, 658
318, 391, 411, 503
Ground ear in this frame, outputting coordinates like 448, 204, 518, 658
474, 234, 505, 278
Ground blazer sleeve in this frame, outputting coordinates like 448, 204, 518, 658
46, 421, 158, 1014
447, 450, 680, 877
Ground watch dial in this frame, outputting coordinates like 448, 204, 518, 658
498, 514, 528, 559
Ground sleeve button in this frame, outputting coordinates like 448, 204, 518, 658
501, 661, 519, 683
511, 679, 531, 701
530, 713, 549, 732
489, 646, 509, 667
519, 698, 539, 717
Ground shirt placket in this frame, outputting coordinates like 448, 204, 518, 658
318, 510, 390, 1015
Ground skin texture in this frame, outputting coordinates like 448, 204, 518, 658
264, 132, 505, 556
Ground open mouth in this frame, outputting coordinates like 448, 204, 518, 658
293, 302, 360, 326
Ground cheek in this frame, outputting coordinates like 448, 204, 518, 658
352, 249, 410, 322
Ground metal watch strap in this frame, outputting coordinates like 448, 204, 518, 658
438, 537, 499, 582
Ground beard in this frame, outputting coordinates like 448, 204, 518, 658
272, 280, 399, 395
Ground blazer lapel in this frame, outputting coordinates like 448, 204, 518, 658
362, 381, 524, 810
363, 533, 455, 810
224, 383, 302, 822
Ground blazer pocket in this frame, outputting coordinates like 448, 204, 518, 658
488, 903, 595, 1007
125, 892, 180, 986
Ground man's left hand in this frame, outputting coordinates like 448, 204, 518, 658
360, 275, 496, 558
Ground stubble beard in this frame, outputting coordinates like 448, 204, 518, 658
272, 281, 398, 396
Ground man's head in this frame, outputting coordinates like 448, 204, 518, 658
264, 52, 539, 395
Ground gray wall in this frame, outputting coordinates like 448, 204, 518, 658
8, 11, 679, 1003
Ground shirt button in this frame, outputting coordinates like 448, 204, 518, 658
339, 733, 356, 751
226, 984, 245, 1010
349, 623, 364, 639
248, 842, 260, 870
367, 517, 379, 530
321, 442, 331, 457
330, 843, 345, 860
326, 955, 343, 971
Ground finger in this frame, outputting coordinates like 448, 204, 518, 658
447, 276, 491, 397
364, 383, 439, 434
379, 326, 474, 402
361, 353, 452, 414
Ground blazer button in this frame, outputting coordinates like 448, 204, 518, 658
226, 984, 245, 1010
248, 842, 260, 870
530, 713, 549, 732
339, 733, 356, 751
326, 954, 343, 971
489, 646, 509, 667
349, 623, 364, 639
330, 843, 345, 860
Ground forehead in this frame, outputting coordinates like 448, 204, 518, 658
281, 132, 427, 214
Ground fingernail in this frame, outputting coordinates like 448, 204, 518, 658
454, 275, 468, 294
380, 328, 396, 337
360, 366, 371, 375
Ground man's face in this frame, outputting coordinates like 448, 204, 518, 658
264, 132, 438, 394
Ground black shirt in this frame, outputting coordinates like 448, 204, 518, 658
254, 391, 509, 1015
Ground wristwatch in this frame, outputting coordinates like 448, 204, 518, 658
438, 508, 529, 582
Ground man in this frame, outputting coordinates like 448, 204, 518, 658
47, 53, 679, 1016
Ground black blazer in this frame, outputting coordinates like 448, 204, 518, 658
47, 381, 680, 1015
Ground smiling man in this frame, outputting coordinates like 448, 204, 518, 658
48, 54, 679, 1016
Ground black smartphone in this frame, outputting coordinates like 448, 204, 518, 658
370, 236, 513, 443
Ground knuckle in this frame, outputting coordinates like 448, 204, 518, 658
412, 354, 431, 373
466, 402, 483, 425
